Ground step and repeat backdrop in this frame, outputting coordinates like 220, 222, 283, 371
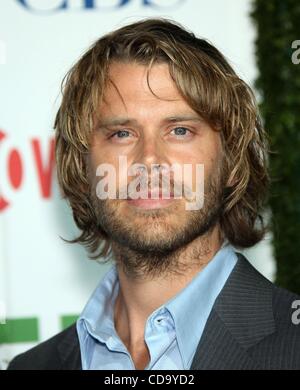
0, 0, 275, 369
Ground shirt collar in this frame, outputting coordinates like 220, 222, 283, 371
77, 266, 119, 345
77, 244, 237, 369
164, 244, 237, 368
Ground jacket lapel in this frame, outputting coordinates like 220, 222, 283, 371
57, 324, 82, 370
190, 253, 276, 369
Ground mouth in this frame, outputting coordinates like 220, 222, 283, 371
126, 190, 175, 210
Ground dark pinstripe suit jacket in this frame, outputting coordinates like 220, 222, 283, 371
7, 253, 300, 370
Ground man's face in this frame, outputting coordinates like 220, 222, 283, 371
89, 62, 224, 257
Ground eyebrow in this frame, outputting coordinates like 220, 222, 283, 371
97, 115, 203, 128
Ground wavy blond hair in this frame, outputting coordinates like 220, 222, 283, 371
54, 18, 269, 258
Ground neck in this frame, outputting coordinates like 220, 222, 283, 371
112, 225, 222, 367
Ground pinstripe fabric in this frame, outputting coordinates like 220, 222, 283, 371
8, 253, 300, 370
190, 253, 300, 370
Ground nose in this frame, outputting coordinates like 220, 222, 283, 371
134, 133, 167, 172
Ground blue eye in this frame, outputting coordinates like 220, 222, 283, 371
171, 127, 191, 137
111, 130, 130, 138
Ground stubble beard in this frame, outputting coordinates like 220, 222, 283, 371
90, 165, 225, 279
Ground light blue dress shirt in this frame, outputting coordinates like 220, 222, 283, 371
76, 244, 237, 370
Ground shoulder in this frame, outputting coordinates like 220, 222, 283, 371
271, 284, 300, 340
252, 279, 300, 368
7, 324, 79, 370
229, 253, 300, 368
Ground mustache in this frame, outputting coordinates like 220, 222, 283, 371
117, 175, 193, 200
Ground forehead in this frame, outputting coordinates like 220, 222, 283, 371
98, 61, 194, 117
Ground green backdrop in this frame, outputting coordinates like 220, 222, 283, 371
251, 0, 300, 294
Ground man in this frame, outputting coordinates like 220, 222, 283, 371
8, 18, 300, 370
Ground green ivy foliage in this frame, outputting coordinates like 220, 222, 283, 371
251, 0, 300, 293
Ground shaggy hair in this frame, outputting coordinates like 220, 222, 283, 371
54, 18, 269, 258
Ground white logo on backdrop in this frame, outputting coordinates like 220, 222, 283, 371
16, 0, 186, 13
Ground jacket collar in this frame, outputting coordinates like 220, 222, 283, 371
190, 253, 276, 369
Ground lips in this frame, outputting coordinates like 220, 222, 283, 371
127, 190, 175, 200
126, 189, 175, 209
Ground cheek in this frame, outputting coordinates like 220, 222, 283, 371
89, 147, 115, 187
89, 150, 130, 194
181, 143, 221, 190
90, 141, 118, 167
